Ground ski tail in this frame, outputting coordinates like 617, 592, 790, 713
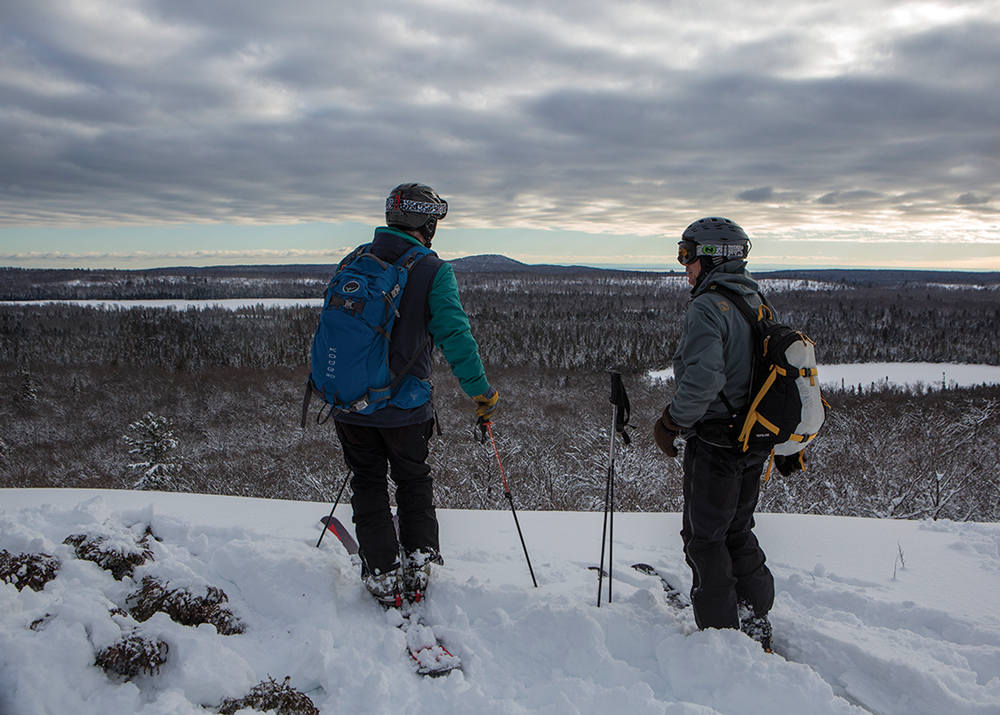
631, 563, 690, 610
320, 515, 359, 555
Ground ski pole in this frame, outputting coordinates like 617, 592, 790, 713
317, 469, 352, 548
481, 418, 538, 588
597, 371, 631, 607
597, 401, 617, 606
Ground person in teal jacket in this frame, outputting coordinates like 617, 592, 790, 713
334, 183, 498, 606
653, 217, 775, 651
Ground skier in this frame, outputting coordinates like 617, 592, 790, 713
653, 217, 774, 650
333, 183, 498, 606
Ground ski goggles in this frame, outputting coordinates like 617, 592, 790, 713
677, 240, 699, 265
677, 240, 749, 265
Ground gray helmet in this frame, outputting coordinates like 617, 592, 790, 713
385, 183, 448, 241
677, 217, 750, 267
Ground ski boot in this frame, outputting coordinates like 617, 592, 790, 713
738, 598, 773, 653
402, 549, 443, 604
362, 564, 403, 608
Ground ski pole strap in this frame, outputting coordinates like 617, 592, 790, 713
300, 377, 317, 429
609, 371, 632, 445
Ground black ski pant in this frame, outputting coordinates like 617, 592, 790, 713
335, 419, 438, 576
680, 435, 775, 631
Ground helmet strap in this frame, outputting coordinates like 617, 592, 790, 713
418, 218, 437, 246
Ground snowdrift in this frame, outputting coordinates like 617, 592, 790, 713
2, 489, 999, 715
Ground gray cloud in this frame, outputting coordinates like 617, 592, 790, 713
956, 193, 990, 206
738, 187, 776, 204
1, 0, 998, 244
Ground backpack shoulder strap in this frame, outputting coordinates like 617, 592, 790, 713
337, 243, 371, 272
708, 282, 769, 325
384, 244, 437, 395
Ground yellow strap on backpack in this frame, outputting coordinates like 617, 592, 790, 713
737, 367, 780, 450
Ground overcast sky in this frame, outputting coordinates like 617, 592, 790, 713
2, 0, 998, 270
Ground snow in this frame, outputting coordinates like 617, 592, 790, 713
650, 363, 1000, 390
3, 489, 999, 715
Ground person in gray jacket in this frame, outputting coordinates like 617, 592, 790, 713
654, 217, 774, 651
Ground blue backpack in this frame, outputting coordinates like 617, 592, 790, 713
301, 243, 433, 425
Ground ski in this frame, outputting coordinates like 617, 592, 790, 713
318, 514, 461, 676
631, 563, 690, 610
392, 603, 462, 677
319, 515, 359, 555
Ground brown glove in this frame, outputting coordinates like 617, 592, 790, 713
654, 407, 683, 457
774, 451, 806, 477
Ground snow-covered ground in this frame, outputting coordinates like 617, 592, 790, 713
2, 489, 999, 715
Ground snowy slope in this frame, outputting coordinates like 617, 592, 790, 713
2, 489, 998, 715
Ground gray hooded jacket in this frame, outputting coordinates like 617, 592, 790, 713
670, 261, 764, 437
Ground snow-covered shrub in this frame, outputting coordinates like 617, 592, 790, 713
218, 676, 319, 715
63, 528, 155, 581
0, 549, 60, 591
123, 412, 182, 490
95, 632, 169, 679
127, 576, 244, 635
16, 367, 38, 407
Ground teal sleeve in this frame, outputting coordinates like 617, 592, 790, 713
427, 263, 490, 397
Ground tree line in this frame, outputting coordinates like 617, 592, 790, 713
2, 269, 999, 522
4, 272, 1000, 371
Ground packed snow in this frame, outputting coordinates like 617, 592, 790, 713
2, 489, 999, 715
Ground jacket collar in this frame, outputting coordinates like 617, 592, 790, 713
375, 226, 427, 249
691, 260, 757, 297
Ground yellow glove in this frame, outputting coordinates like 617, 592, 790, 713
473, 386, 499, 421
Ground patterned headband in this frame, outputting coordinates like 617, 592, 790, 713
385, 197, 449, 218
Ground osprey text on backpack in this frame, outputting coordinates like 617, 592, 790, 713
301, 244, 433, 426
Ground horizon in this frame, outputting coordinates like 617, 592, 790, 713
3, 223, 1000, 273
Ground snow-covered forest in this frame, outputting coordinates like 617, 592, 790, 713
2, 268, 999, 521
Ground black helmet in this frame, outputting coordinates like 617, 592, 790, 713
385, 183, 448, 242
677, 217, 750, 267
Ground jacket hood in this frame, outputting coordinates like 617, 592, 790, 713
691, 260, 759, 298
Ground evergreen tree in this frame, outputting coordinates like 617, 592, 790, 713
17, 368, 38, 407
124, 413, 182, 490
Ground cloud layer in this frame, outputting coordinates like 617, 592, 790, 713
1, 0, 998, 266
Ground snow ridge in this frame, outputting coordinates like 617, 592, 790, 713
2, 490, 999, 715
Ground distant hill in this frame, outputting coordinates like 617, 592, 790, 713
448, 254, 604, 274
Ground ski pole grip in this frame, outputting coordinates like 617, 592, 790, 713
609, 371, 625, 407
609, 371, 632, 444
